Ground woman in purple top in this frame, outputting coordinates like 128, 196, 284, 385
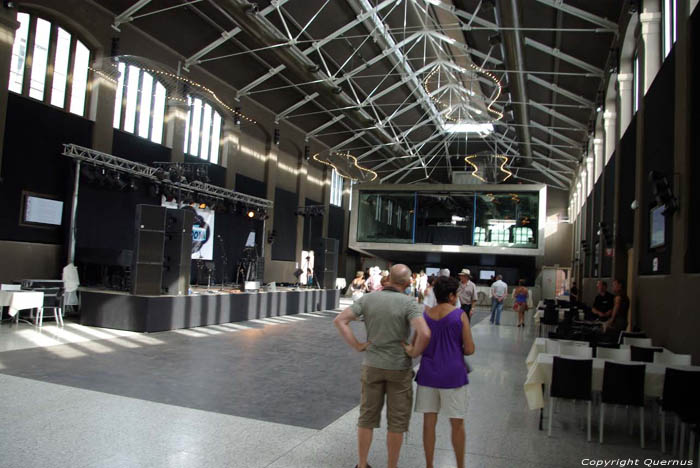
404, 276, 475, 468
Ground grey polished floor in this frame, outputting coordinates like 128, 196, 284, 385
0, 304, 678, 468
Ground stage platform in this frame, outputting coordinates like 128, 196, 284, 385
79, 287, 341, 332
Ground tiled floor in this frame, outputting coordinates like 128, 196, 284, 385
0, 302, 686, 467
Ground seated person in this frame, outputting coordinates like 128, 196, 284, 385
591, 280, 615, 320
601, 279, 630, 338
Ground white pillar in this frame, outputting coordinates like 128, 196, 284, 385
594, 136, 604, 181
603, 110, 617, 163
640, 11, 662, 93
617, 73, 634, 135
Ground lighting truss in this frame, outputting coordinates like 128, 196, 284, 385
61, 144, 272, 209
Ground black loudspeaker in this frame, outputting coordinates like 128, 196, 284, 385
162, 209, 193, 295
315, 237, 338, 290
132, 205, 166, 295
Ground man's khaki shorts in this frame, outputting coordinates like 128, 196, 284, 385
358, 365, 414, 433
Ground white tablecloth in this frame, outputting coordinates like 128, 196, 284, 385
524, 353, 699, 410
0, 291, 44, 317
533, 308, 577, 323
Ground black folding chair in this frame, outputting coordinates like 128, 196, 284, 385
548, 356, 593, 441
600, 361, 646, 447
539, 306, 559, 337
35, 287, 64, 327
659, 368, 700, 455
630, 345, 664, 363
618, 330, 647, 345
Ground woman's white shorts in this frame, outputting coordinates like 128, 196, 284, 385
414, 384, 468, 418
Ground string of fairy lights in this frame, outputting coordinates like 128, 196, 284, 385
312, 151, 378, 182
465, 153, 512, 183
89, 60, 256, 124
422, 62, 504, 124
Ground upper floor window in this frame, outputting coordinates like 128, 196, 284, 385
347, 180, 355, 210
184, 96, 222, 164
663, 0, 678, 58
113, 62, 167, 144
633, 51, 640, 114
9, 12, 91, 116
330, 169, 343, 207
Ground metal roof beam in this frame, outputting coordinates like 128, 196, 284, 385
112, 0, 153, 30
524, 37, 604, 76
531, 161, 569, 188
530, 120, 581, 147
532, 136, 579, 161
235, 0, 401, 97
533, 0, 618, 32
529, 100, 587, 130
526, 74, 594, 108
183, 1, 287, 69
532, 150, 575, 172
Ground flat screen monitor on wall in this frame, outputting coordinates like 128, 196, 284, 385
649, 204, 665, 249
479, 269, 495, 281
21, 192, 63, 227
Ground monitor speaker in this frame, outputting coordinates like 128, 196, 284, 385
162, 209, 193, 295
132, 205, 166, 295
315, 237, 338, 289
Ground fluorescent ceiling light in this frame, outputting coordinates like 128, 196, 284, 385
444, 122, 494, 134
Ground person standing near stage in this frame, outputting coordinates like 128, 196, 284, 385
489, 275, 508, 325
334, 264, 431, 468
456, 269, 476, 321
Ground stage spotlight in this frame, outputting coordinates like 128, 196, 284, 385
95, 167, 109, 186
162, 184, 174, 201
304, 145, 310, 161
273, 128, 280, 146
247, 209, 255, 218
199, 202, 207, 210
183, 191, 194, 204
234, 107, 241, 126
80, 165, 96, 183
148, 183, 160, 198
228, 202, 237, 214
127, 176, 138, 191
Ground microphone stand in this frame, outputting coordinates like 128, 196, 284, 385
217, 234, 227, 292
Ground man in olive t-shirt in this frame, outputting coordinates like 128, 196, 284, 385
334, 264, 430, 468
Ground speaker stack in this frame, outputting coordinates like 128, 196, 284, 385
132, 205, 166, 295
315, 237, 338, 289
162, 209, 193, 295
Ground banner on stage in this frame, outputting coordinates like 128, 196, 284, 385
162, 198, 215, 260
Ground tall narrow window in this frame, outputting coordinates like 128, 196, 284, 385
69, 40, 90, 115
348, 180, 355, 210
49, 27, 71, 108
663, 0, 678, 58
185, 96, 223, 163
8, 12, 91, 115
633, 51, 640, 114
330, 169, 343, 207
113, 63, 167, 144
8, 13, 29, 93
28, 18, 51, 100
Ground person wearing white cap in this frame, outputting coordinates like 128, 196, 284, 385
457, 269, 477, 321
423, 269, 461, 309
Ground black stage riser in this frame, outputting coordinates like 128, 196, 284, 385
80, 289, 341, 332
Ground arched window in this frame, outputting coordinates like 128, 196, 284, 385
112, 62, 167, 144
513, 227, 534, 244
474, 227, 486, 244
8, 12, 91, 116
184, 96, 222, 164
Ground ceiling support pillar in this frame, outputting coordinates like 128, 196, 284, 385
617, 73, 634, 136
88, 60, 118, 155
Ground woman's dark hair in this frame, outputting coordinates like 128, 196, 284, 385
427, 274, 436, 286
433, 276, 460, 304
518, 279, 525, 286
